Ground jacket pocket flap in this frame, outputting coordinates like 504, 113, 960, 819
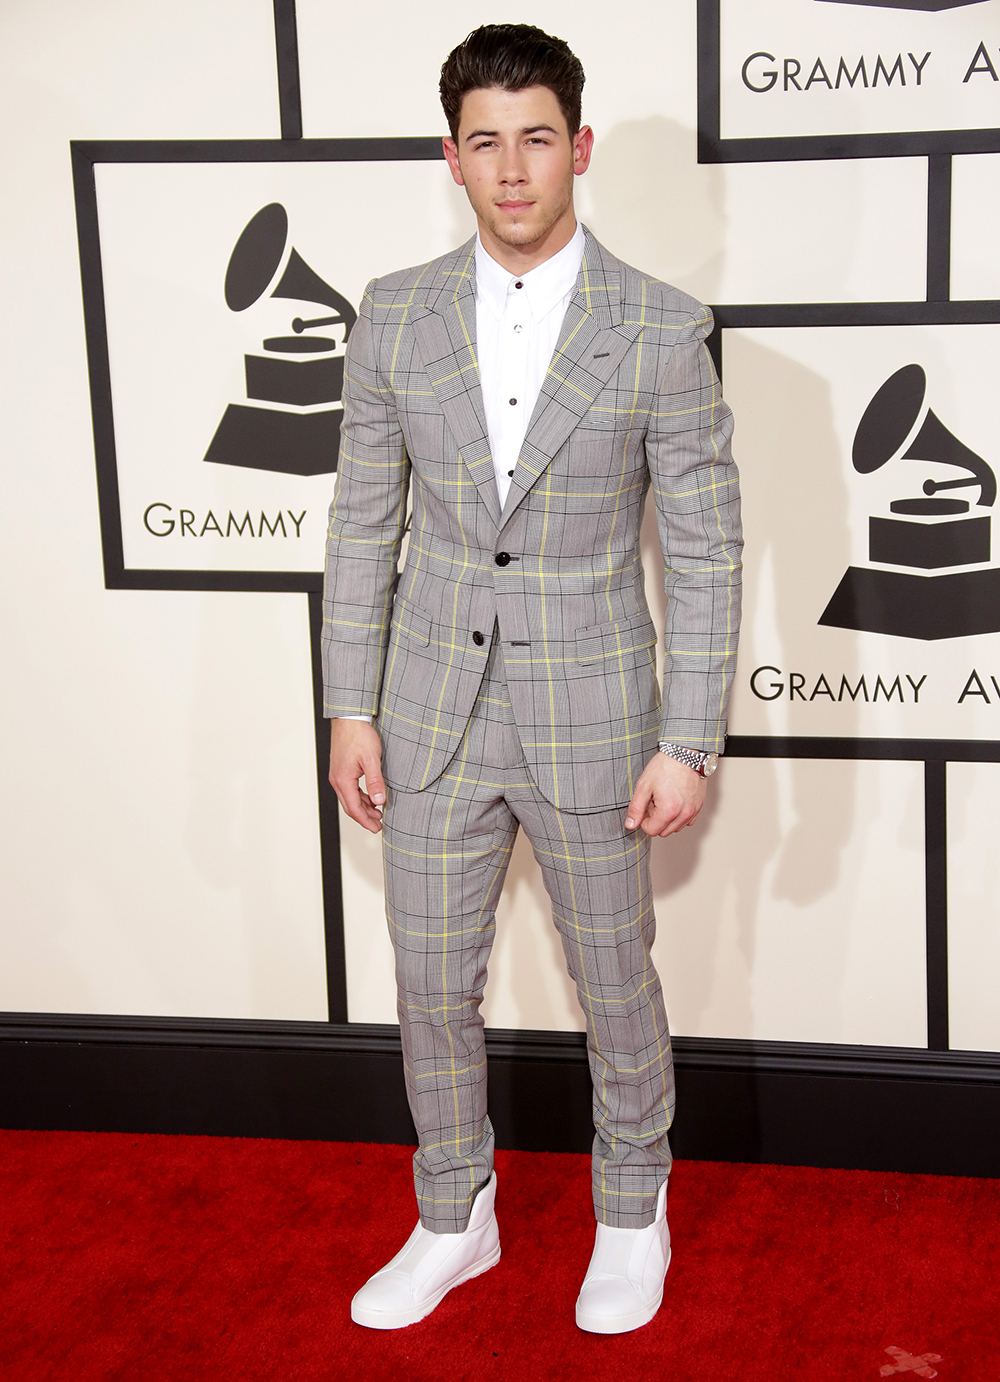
576, 613, 657, 664
394, 600, 432, 647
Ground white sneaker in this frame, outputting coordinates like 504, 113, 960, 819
350, 1173, 500, 1329
575, 1180, 670, 1335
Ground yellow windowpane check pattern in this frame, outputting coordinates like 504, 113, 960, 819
321, 228, 741, 1234
383, 637, 674, 1233
321, 228, 742, 814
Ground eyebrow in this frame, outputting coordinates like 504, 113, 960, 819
465, 124, 559, 142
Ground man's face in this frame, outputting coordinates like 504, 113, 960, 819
443, 84, 592, 259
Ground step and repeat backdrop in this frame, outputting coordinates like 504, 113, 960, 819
3, 0, 1000, 1055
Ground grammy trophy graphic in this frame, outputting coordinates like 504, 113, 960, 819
203, 203, 357, 477
820, 363, 1000, 640
817, 2, 988, 11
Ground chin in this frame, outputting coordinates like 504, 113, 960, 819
488, 216, 546, 248
493, 226, 536, 247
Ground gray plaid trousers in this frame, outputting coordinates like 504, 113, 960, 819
382, 630, 675, 1233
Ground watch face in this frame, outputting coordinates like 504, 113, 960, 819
702, 754, 719, 777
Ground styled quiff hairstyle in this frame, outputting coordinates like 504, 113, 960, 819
439, 24, 585, 141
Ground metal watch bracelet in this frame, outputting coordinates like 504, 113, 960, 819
657, 741, 719, 778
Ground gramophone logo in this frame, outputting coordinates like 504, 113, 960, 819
816, 2, 989, 10
820, 364, 1000, 640
203, 202, 357, 477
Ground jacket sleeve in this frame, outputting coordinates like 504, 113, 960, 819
321, 281, 411, 717
645, 306, 743, 753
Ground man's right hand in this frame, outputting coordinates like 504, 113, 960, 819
328, 719, 387, 833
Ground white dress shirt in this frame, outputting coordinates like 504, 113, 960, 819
337, 222, 585, 724
475, 220, 585, 509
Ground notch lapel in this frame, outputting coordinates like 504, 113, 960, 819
500, 230, 641, 527
411, 239, 502, 528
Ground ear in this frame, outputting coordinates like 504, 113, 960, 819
572, 125, 594, 177
442, 137, 466, 188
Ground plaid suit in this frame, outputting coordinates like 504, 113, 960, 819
322, 229, 742, 1230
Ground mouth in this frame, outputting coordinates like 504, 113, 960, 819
495, 200, 534, 213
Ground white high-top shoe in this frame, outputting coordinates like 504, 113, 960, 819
350, 1173, 500, 1329
575, 1180, 670, 1334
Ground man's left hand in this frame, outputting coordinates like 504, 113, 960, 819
625, 752, 708, 838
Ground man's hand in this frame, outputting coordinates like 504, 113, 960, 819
329, 719, 387, 833
625, 752, 707, 838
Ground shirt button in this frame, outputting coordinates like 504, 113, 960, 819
472, 630, 485, 646
495, 552, 511, 567
509, 398, 517, 406
513, 324, 523, 334
514, 281, 523, 289
507, 469, 514, 477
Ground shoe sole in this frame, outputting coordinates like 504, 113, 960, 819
350, 1242, 501, 1330
574, 1246, 671, 1335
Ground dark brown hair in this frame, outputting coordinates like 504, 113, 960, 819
439, 24, 585, 141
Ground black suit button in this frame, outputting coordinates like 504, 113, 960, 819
472, 630, 485, 646
495, 552, 511, 567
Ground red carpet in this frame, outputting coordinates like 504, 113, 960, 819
0, 1130, 995, 1381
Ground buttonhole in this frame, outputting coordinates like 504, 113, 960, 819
593, 351, 610, 358
510, 641, 530, 646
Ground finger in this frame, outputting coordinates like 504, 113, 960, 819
625, 780, 654, 831
362, 753, 386, 807
655, 802, 696, 838
356, 790, 385, 832
642, 796, 683, 836
334, 773, 383, 833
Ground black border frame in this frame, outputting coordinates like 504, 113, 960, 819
273, 0, 303, 140
715, 300, 1000, 1051
697, 0, 1000, 164
71, 136, 443, 598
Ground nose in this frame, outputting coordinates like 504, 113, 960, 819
499, 145, 528, 187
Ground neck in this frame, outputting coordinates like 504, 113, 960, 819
477, 208, 578, 275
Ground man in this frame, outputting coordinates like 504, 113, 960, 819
322, 23, 741, 1335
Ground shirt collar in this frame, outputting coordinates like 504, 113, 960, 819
474, 220, 585, 323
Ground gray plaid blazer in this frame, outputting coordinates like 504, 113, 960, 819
322, 229, 742, 811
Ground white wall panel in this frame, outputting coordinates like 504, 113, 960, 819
0, 593, 327, 1019
951, 153, 1000, 302
693, 158, 925, 305
0, 0, 277, 142
947, 761, 1000, 1053
297, 0, 927, 304
651, 757, 926, 1046
720, 2, 1000, 142
0, 1, 330, 1018
723, 324, 1000, 742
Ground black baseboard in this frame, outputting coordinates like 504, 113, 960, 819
2, 1015, 999, 1178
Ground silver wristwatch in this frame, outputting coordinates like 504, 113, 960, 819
658, 741, 719, 778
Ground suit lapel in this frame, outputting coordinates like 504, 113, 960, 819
500, 230, 641, 527
411, 238, 502, 528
